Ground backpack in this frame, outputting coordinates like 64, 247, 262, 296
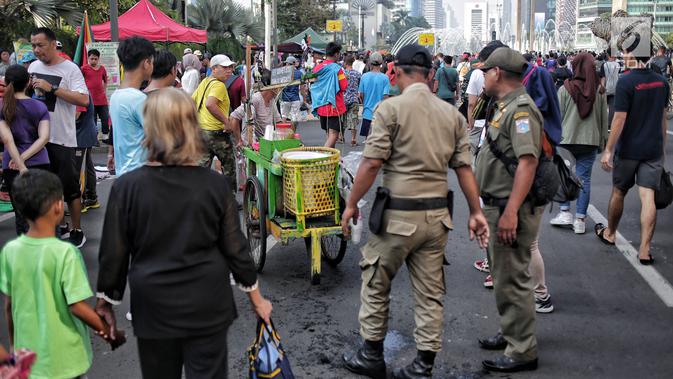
460, 68, 474, 102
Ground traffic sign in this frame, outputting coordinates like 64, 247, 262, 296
326, 20, 343, 32
418, 33, 435, 46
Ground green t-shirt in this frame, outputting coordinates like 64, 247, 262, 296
0, 235, 93, 379
434, 66, 459, 100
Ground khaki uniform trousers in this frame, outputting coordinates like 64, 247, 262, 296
358, 208, 451, 352
483, 202, 544, 361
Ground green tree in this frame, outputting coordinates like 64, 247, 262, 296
76, 0, 138, 24
388, 9, 431, 45
277, 0, 333, 40
0, 0, 82, 47
188, 0, 262, 60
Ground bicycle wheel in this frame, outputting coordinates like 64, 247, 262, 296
243, 176, 267, 273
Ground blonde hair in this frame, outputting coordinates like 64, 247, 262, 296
143, 88, 206, 165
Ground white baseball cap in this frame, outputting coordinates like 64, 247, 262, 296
210, 54, 236, 68
183, 48, 193, 54
194, 50, 203, 57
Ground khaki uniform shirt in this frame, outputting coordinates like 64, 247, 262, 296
475, 87, 543, 199
363, 82, 472, 199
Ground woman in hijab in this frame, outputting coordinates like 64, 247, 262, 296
550, 52, 609, 234
181, 53, 202, 95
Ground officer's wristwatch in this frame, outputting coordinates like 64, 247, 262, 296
50, 84, 59, 94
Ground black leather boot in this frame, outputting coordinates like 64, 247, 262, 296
392, 350, 436, 378
343, 340, 387, 379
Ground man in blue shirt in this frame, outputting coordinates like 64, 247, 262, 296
433, 55, 458, 105
109, 37, 155, 176
358, 52, 390, 137
597, 47, 669, 265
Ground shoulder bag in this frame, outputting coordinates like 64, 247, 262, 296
485, 126, 561, 206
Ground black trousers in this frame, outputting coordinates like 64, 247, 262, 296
73, 148, 97, 200
137, 325, 229, 379
94, 105, 110, 134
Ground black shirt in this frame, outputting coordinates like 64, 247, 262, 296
97, 166, 257, 338
614, 68, 669, 161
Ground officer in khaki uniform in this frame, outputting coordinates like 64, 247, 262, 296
341, 44, 489, 379
474, 47, 545, 373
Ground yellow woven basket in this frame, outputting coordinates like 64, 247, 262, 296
281, 147, 340, 220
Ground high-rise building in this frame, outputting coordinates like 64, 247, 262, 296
425, 0, 446, 28
408, 0, 423, 17
444, 1, 458, 28
627, 0, 673, 35
502, 0, 516, 45
392, 0, 407, 13
546, 0, 557, 21
576, 0, 612, 48
556, 0, 577, 35
465, 0, 488, 47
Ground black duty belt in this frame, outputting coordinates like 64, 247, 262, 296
388, 197, 448, 211
481, 196, 509, 208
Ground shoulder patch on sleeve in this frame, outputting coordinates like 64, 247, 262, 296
515, 118, 530, 134
514, 111, 529, 120
517, 95, 529, 105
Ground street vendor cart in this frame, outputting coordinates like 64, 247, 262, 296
241, 138, 347, 285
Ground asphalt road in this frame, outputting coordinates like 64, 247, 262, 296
0, 120, 672, 379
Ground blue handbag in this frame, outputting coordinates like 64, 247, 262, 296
248, 319, 295, 379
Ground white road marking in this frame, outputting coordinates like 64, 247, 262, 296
0, 212, 15, 223
587, 204, 673, 307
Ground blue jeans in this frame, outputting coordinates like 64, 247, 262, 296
560, 149, 597, 218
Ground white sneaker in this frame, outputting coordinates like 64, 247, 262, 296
573, 219, 586, 234
126, 312, 133, 321
550, 211, 573, 226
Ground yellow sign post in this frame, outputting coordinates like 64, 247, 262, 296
418, 33, 435, 46
326, 20, 343, 32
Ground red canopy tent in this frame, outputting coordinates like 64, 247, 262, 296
90, 0, 207, 43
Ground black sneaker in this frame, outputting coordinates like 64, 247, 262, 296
68, 229, 86, 248
81, 198, 101, 213
59, 223, 70, 239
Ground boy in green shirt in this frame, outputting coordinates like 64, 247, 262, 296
0, 170, 125, 379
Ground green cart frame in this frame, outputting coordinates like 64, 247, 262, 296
241, 145, 347, 285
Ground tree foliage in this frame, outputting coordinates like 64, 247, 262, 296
387, 10, 431, 45
277, 0, 333, 41
187, 0, 262, 60
0, 0, 83, 47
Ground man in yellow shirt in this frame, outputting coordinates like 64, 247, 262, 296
192, 54, 237, 186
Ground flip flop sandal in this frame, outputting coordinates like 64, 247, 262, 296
639, 255, 655, 265
594, 223, 615, 246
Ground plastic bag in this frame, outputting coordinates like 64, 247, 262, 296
339, 152, 367, 208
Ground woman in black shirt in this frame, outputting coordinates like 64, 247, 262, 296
95, 88, 272, 379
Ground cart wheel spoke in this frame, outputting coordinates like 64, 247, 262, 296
243, 177, 267, 273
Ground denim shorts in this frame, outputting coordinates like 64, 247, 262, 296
613, 155, 664, 192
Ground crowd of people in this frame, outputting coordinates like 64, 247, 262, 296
0, 24, 669, 378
